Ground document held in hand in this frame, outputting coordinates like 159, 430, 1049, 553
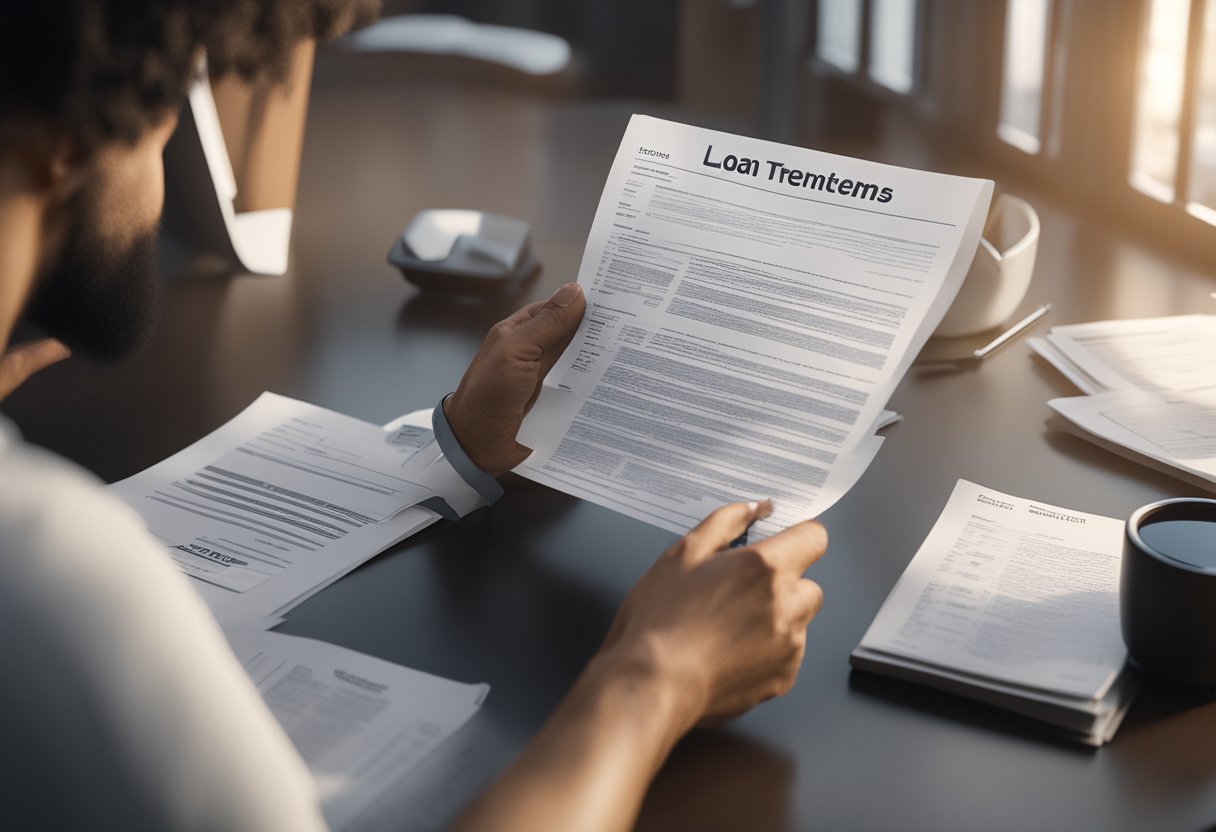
517, 115, 993, 537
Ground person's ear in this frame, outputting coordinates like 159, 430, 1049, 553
0, 127, 86, 203
42, 135, 88, 207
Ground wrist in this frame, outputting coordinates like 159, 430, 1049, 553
443, 390, 516, 475
442, 392, 487, 469
582, 639, 707, 743
442, 392, 468, 445
432, 396, 507, 507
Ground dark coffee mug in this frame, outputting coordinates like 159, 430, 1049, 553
1121, 497, 1216, 688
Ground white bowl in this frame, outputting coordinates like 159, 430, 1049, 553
936, 193, 1040, 338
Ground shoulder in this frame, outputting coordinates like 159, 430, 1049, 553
0, 429, 194, 637
0, 428, 150, 575
0, 427, 327, 831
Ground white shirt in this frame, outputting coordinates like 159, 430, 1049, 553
0, 417, 328, 831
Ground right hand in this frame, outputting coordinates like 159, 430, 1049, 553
599, 500, 828, 729
444, 283, 586, 474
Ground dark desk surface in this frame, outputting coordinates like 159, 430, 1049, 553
5, 63, 1216, 832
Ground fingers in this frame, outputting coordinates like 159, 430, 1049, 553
484, 283, 585, 400
497, 299, 549, 329
511, 283, 585, 369
0, 338, 70, 400
493, 282, 583, 335
679, 499, 773, 561
752, 519, 828, 575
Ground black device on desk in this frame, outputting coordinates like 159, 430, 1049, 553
388, 209, 541, 295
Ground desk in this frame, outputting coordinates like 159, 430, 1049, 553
5, 59, 1216, 832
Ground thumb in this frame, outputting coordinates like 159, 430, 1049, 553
516, 282, 585, 367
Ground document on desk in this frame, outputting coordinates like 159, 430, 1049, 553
516, 115, 993, 537
851, 479, 1137, 745
226, 629, 488, 830
1039, 314, 1216, 394
1030, 314, 1216, 491
1049, 388, 1216, 491
110, 393, 447, 623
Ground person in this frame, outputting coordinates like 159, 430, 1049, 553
0, 2, 829, 830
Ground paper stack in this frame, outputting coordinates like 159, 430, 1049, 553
1029, 315, 1216, 493
851, 480, 1139, 746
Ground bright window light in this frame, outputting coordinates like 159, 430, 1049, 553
1130, 0, 1192, 202
998, 0, 1052, 154
817, 0, 862, 73
868, 0, 918, 94
1186, 0, 1216, 222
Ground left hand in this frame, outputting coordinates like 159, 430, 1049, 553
0, 338, 70, 401
445, 282, 585, 474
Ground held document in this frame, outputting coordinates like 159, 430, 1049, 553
517, 115, 993, 537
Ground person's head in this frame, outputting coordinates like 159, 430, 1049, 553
0, 1, 379, 361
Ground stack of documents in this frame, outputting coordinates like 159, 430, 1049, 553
516, 115, 993, 537
851, 480, 1138, 746
1029, 315, 1216, 492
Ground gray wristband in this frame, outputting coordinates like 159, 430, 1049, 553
432, 395, 504, 505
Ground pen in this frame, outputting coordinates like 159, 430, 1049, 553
972, 303, 1051, 360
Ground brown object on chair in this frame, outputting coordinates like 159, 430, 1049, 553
210, 41, 316, 214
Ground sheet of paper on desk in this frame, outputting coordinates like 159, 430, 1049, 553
1027, 337, 1105, 395
1032, 315, 1216, 491
516, 114, 993, 537
110, 393, 444, 624
225, 628, 488, 830
851, 479, 1137, 746
1049, 388, 1216, 492
1045, 314, 1216, 394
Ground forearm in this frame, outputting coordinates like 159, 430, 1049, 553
451, 648, 697, 832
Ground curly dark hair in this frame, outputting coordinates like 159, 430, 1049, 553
0, 0, 381, 153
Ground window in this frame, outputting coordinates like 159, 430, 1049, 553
868, 0, 919, 94
998, 0, 1053, 154
813, 0, 920, 94
1130, 0, 1192, 201
1185, 0, 1216, 221
796, 1, 1216, 257
816, 0, 862, 72
1130, 0, 1216, 226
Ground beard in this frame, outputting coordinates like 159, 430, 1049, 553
24, 185, 163, 364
